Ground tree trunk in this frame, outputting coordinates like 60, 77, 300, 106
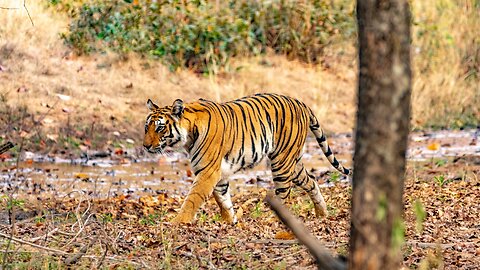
349, 0, 412, 269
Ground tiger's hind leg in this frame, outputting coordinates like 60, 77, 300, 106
292, 163, 328, 217
269, 157, 295, 204
213, 179, 236, 223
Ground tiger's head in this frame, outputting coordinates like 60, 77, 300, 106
143, 99, 187, 154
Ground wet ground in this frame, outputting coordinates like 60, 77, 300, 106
1, 129, 479, 199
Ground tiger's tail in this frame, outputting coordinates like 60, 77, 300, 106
308, 109, 352, 176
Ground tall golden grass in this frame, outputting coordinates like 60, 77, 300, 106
410, 0, 479, 129
0, 0, 478, 149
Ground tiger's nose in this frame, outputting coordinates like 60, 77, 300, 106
143, 144, 152, 150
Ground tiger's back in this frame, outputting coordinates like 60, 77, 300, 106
190, 94, 307, 175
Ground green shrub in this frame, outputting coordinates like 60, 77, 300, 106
49, 0, 354, 73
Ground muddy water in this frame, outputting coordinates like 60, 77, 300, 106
1, 130, 478, 198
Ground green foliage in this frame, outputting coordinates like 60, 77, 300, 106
101, 212, 114, 223
433, 174, 450, 187
434, 159, 447, 167
139, 213, 163, 225
0, 195, 25, 210
413, 199, 426, 233
212, 213, 221, 222
328, 171, 341, 183
49, 0, 354, 73
197, 211, 209, 224
251, 200, 263, 218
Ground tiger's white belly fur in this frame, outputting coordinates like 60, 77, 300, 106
220, 147, 269, 178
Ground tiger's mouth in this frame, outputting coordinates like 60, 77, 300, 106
144, 142, 166, 154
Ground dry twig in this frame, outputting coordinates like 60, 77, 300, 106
0, 231, 69, 255
30, 228, 59, 243
64, 237, 97, 265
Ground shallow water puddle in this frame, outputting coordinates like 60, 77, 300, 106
1, 130, 478, 198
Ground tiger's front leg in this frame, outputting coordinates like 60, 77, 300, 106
171, 169, 221, 224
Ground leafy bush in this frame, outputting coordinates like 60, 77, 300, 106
49, 0, 354, 73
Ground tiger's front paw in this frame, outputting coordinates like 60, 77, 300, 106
221, 210, 237, 224
171, 213, 193, 225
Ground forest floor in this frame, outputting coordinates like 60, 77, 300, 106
0, 131, 479, 269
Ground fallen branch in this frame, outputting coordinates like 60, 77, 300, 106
63, 213, 94, 247
30, 228, 59, 243
64, 237, 96, 265
204, 238, 330, 246
406, 241, 472, 249
263, 249, 305, 264
264, 193, 346, 270
179, 251, 216, 270
0, 232, 143, 266
0, 231, 68, 255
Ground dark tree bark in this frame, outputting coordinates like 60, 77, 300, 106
349, 0, 412, 269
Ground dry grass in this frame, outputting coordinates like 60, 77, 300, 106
0, 0, 478, 150
410, 0, 480, 128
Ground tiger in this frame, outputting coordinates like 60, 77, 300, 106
143, 93, 351, 224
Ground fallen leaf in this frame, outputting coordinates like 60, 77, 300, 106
74, 173, 89, 179
140, 196, 160, 207
20, 130, 30, 138
46, 134, 58, 142
427, 142, 440, 151
236, 207, 244, 220
275, 231, 295, 240
121, 213, 138, 220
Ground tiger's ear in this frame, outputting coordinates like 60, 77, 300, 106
146, 99, 159, 111
171, 99, 184, 118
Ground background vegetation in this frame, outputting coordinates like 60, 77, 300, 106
50, 0, 354, 73
0, 0, 478, 152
